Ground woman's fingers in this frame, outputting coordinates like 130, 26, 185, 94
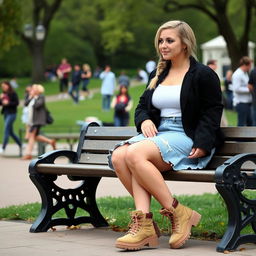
141, 120, 158, 137
188, 148, 207, 158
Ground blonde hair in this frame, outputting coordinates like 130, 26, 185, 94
148, 20, 197, 89
83, 64, 91, 72
32, 84, 45, 94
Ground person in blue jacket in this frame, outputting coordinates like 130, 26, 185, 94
109, 20, 223, 251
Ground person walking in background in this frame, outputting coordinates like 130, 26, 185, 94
22, 84, 56, 160
100, 65, 116, 111
110, 20, 223, 251
118, 70, 130, 88
0, 81, 22, 154
111, 85, 133, 126
206, 59, 217, 71
80, 63, 92, 100
232, 56, 253, 126
137, 68, 148, 84
57, 58, 72, 99
68, 64, 82, 104
21, 85, 32, 140
248, 65, 256, 125
145, 59, 156, 74
224, 70, 233, 110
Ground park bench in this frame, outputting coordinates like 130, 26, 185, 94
28, 122, 256, 253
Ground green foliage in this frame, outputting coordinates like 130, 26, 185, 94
1, 0, 255, 77
0, 0, 22, 54
0, 41, 32, 77
45, 20, 97, 69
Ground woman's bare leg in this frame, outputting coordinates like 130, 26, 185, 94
111, 145, 133, 196
25, 129, 37, 155
132, 175, 151, 213
125, 140, 174, 210
112, 145, 152, 213
36, 135, 52, 144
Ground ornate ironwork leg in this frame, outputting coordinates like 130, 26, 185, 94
30, 173, 109, 232
215, 153, 256, 252
29, 122, 108, 232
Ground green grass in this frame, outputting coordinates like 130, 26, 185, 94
0, 192, 255, 239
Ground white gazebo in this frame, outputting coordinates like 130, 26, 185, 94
201, 35, 255, 79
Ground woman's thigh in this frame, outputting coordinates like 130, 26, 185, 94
126, 140, 171, 172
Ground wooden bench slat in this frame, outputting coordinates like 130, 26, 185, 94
78, 153, 256, 170
79, 153, 229, 166
82, 140, 120, 152
85, 126, 137, 139
221, 127, 256, 139
85, 126, 256, 140
217, 142, 256, 155
81, 140, 256, 159
79, 153, 109, 164
36, 163, 255, 183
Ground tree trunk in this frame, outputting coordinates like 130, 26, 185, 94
30, 40, 45, 83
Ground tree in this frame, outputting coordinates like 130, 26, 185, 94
20, 0, 63, 82
0, 0, 21, 54
164, 0, 256, 70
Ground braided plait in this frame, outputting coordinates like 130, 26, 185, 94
148, 59, 167, 89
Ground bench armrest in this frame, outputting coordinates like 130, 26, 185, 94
29, 149, 78, 175
215, 153, 256, 188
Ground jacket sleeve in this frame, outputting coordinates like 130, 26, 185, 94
8, 93, 19, 107
33, 95, 45, 109
192, 68, 223, 153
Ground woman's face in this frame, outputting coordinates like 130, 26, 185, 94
1, 83, 9, 92
120, 86, 127, 94
158, 28, 186, 61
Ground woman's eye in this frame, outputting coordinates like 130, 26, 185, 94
158, 39, 163, 44
167, 39, 174, 44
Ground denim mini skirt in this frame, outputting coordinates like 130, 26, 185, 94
108, 117, 215, 171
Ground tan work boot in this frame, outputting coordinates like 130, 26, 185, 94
160, 198, 201, 249
115, 210, 160, 250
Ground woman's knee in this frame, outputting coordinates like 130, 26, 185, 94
125, 146, 144, 169
111, 146, 127, 170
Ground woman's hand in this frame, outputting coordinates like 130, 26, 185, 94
188, 148, 207, 158
141, 119, 158, 137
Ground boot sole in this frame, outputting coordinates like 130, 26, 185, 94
116, 234, 159, 250
170, 210, 201, 249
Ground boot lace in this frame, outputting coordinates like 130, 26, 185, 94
160, 208, 180, 233
127, 213, 142, 235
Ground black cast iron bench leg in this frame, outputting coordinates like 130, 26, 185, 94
29, 173, 109, 232
215, 153, 256, 252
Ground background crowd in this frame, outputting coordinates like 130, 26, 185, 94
1, 56, 256, 157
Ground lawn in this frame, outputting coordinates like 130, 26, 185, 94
0, 192, 255, 239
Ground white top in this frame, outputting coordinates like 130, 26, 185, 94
100, 71, 116, 95
145, 60, 156, 73
138, 70, 149, 83
152, 84, 182, 117
232, 67, 252, 106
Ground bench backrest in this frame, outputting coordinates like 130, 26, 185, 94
76, 123, 256, 170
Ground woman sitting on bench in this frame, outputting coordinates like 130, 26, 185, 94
110, 20, 223, 251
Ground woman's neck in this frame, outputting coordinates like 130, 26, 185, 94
171, 55, 190, 70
